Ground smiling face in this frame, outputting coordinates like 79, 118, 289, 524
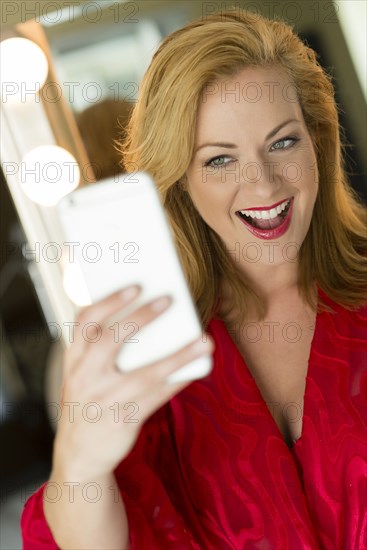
185, 65, 319, 271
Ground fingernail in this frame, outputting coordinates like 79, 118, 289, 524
151, 296, 171, 312
120, 285, 140, 300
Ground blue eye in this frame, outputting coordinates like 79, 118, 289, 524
271, 136, 299, 151
204, 155, 232, 168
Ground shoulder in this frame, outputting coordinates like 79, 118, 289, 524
318, 286, 367, 319
316, 288, 367, 348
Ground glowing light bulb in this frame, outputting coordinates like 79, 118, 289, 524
0, 38, 49, 104
20, 145, 80, 206
63, 262, 91, 307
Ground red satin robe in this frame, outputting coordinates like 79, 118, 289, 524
21, 289, 367, 549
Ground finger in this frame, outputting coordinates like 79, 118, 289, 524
71, 295, 172, 376
110, 335, 214, 401
121, 378, 193, 426
113, 336, 214, 425
64, 285, 141, 372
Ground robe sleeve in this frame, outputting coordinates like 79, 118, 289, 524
20, 404, 200, 550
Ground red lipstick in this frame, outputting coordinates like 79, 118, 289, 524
236, 197, 294, 240
242, 198, 291, 211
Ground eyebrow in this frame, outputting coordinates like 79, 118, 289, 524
194, 118, 300, 154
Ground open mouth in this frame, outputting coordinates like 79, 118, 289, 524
236, 198, 292, 230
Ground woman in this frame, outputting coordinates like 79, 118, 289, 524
21, 9, 366, 549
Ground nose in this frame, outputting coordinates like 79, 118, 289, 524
240, 160, 282, 196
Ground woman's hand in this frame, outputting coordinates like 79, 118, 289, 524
52, 285, 214, 482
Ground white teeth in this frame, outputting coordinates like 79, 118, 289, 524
269, 208, 278, 219
245, 210, 255, 218
239, 199, 290, 219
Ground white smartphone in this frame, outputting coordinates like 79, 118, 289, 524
56, 172, 213, 384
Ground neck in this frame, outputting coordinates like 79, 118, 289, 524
239, 261, 300, 310
219, 260, 315, 322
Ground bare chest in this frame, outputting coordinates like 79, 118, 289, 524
226, 312, 316, 448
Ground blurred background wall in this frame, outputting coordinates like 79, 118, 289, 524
0, 1, 366, 548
